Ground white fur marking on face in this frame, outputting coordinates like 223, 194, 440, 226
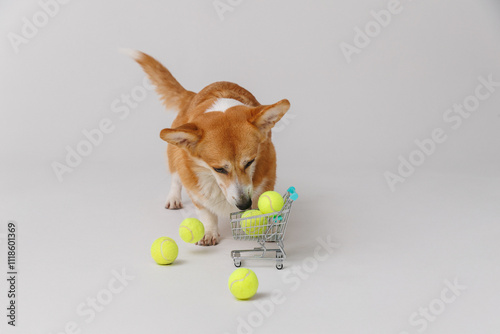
226, 182, 240, 203
205, 98, 245, 113
226, 181, 253, 206
191, 157, 236, 216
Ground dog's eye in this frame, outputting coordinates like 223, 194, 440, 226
213, 167, 228, 174
244, 159, 255, 169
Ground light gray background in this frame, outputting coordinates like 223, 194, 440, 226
1, 0, 500, 333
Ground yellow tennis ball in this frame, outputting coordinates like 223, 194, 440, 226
258, 191, 284, 214
179, 218, 205, 243
150, 237, 178, 265
240, 210, 266, 236
228, 268, 259, 300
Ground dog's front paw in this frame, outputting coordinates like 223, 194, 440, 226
196, 230, 220, 246
165, 195, 182, 210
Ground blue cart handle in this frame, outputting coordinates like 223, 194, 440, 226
287, 186, 299, 201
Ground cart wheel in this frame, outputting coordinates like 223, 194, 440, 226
276, 251, 284, 269
234, 260, 241, 267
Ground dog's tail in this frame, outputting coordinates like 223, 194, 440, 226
120, 49, 194, 112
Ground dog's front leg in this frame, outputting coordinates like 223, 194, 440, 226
165, 173, 183, 209
196, 208, 219, 246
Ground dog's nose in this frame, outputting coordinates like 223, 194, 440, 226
236, 198, 252, 211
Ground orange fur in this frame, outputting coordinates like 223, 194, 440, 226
128, 51, 290, 245
130, 50, 195, 111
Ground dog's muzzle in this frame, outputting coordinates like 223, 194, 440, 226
236, 198, 252, 211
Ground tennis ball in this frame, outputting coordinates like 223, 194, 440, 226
258, 191, 284, 214
240, 210, 266, 236
150, 237, 178, 265
179, 218, 205, 244
228, 268, 259, 300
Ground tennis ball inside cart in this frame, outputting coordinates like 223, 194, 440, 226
240, 210, 267, 236
150, 237, 178, 265
179, 218, 205, 243
258, 191, 284, 214
228, 268, 259, 300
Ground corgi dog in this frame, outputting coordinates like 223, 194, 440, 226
125, 50, 290, 245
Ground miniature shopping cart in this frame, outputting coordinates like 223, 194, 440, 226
230, 187, 298, 270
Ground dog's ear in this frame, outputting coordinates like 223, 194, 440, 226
159, 123, 201, 150
250, 99, 290, 134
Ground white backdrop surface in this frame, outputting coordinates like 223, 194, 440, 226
1, 1, 500, 333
